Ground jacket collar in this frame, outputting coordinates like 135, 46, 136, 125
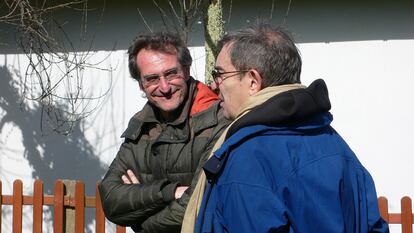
226, 79, 331, 139
204, 112, 333, 181
203, 79, 332, 181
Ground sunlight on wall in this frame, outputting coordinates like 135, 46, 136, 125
1, 40, 413, 232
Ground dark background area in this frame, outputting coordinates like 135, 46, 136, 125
1, 0, 413, 53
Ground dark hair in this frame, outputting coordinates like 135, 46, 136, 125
218, 23, 302, 87
127, 32, 192, 83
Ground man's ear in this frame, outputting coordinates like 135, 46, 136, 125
247, 69, 263, 95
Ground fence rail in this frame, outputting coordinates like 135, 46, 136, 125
1, 179, 413, 232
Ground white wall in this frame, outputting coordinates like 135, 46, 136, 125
299, 40, 414, 233
1, 41, 413, 232
299, 39, 414, 207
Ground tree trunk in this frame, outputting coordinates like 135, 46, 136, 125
203, 0, 224, 85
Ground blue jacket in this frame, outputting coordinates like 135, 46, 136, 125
195, 80, 388, 233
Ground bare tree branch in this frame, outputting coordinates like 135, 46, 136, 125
269, 0, 275, 19
1, 0, 114, 134
137, 8, 153, 32
283, 0, 293, 25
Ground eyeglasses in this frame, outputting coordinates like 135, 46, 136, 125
142, 67, 183, 87
211, 68, 249, 86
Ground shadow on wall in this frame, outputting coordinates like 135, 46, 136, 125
0, 65, 106, 232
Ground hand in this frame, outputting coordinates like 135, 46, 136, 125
175, 186, 189, 199
121, 169, 140, 184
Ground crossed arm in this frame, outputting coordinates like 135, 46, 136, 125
99, 141, 213, 232
122, 169, 189, 200
100, 108, 229, 232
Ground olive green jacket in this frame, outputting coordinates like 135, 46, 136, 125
99, 79, 229, 233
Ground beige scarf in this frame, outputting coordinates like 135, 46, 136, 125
180, 83, 305, 233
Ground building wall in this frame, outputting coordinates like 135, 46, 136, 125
1, 0, 413, 232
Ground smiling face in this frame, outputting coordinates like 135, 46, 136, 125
136, 48, 189, 119
215, 44, 252, 120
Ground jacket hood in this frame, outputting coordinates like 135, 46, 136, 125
204, 79, 332, 179
226, 79, 331, 139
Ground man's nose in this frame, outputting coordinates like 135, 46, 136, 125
158, 77, 171, 93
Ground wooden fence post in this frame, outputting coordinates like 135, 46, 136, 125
401, 196, 413, 233
378, 196, 390, 222
54, 180, 64, 233
95, 183, 105, 233
75, 181, 85, 233
33, 180, 43, 233
12, 180, 23, 233
62, 180, 76, 233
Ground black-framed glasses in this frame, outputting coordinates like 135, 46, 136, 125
211, 68, 249, 86
142, 67, 183, 87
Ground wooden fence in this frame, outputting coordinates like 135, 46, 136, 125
1, 179, 413, 232
0, 179, 125, 233
378, 196, 414, 233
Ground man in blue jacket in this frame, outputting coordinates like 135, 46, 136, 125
190, 23, 389, 233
